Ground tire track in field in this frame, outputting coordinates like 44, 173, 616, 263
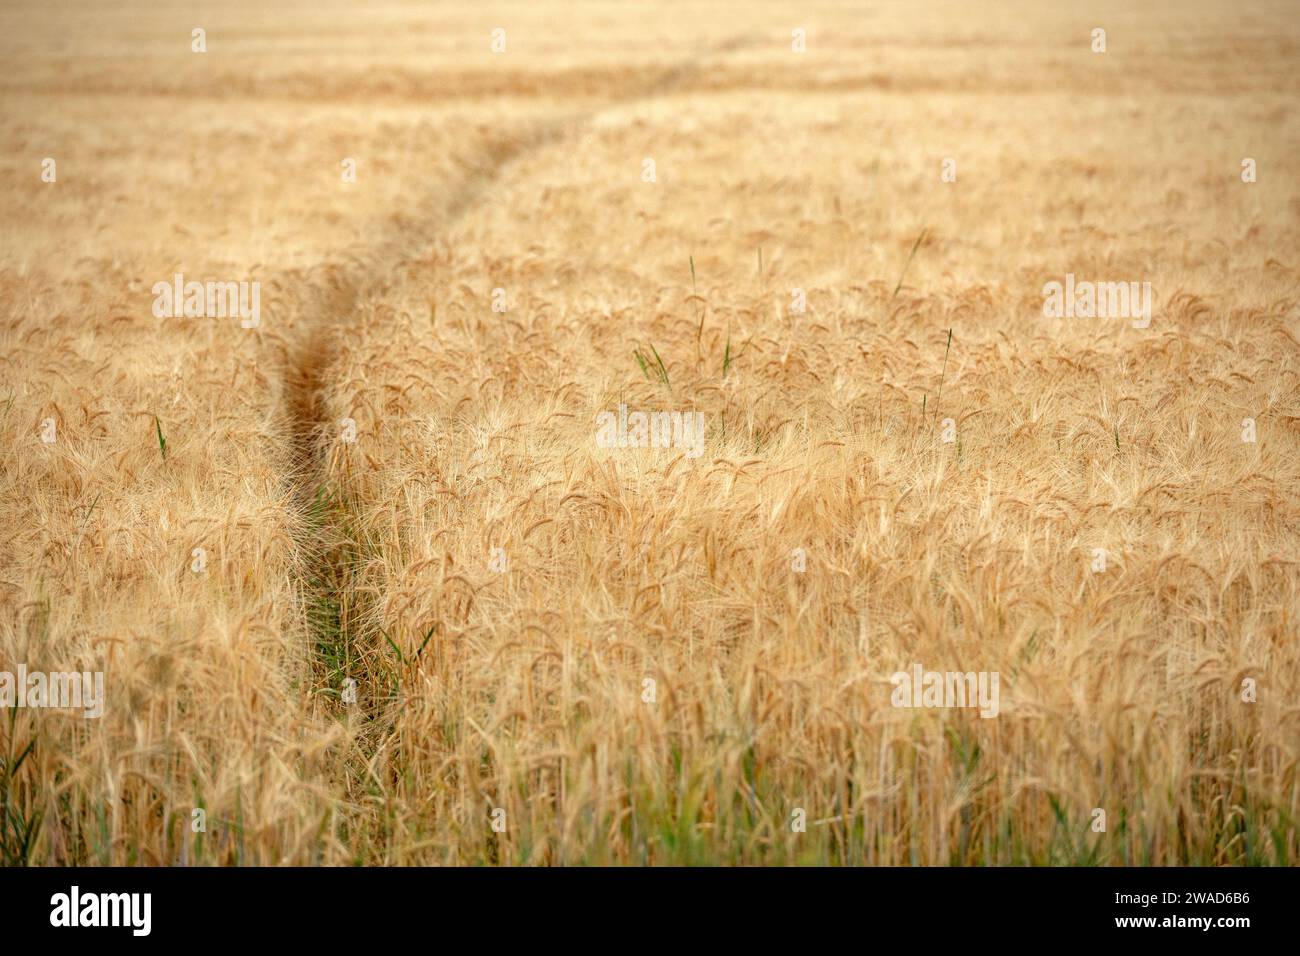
280, 34, 761, 822
287, 30, 760, 474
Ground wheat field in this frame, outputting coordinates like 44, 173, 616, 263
1, 0, 1298, 866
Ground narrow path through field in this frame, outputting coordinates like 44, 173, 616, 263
280, 34, 761, 787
